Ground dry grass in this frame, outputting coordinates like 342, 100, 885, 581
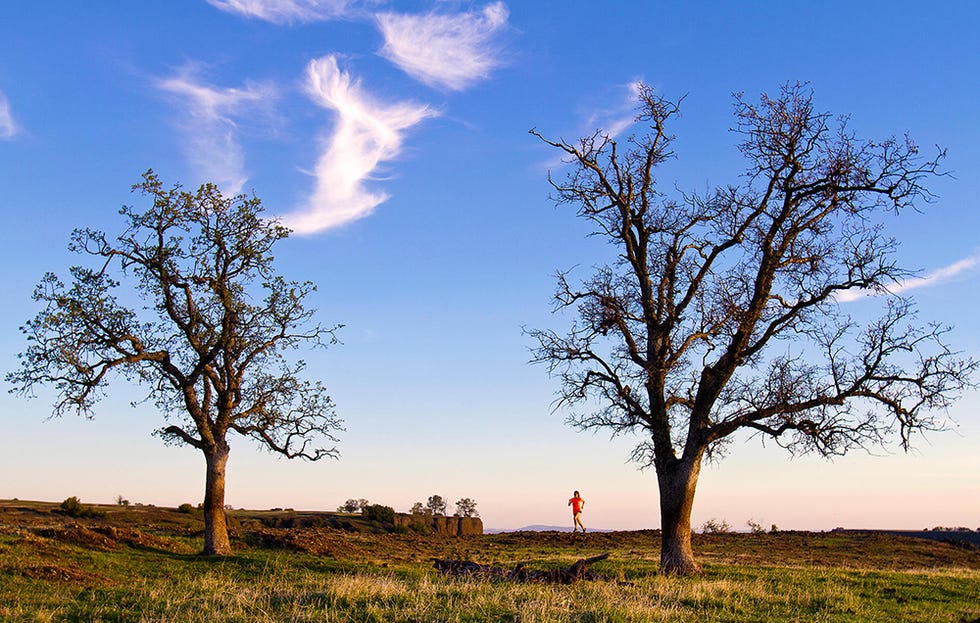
1, 500, 979, 622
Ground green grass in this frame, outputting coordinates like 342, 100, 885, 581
2, 527, 979, 623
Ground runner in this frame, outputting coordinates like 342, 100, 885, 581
568, 490, 586, 533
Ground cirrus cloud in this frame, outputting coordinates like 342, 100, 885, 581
835, 253, 980, 303
280, 55, 437, 234
376, 2, 509, 91
537, 80, 645, 172
206, 0, 363, 24
157, 65, 277, 196
0, 90, 19, 139
585, 80, 646, 140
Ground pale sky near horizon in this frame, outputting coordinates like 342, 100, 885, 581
1, 1, 978, 532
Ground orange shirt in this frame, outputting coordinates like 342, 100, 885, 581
568, 496, 584, 514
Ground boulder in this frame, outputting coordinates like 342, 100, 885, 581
435, 516, 454, 534
458, 517, 482, 535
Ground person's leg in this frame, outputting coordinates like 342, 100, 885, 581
574, 512, 585, 533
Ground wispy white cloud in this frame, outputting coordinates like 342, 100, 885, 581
538, 80, 644, 171
206, 0, 360, 24
0, 90, 19, 139
280, 55, 437, 234
376, 2, 509, 91
584, 80, 644, 140
157, 65, 276, 196
835, 253, 980, 303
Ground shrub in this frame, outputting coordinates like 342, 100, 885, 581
60, 496, 83, 516
700, 518, 730, 534
338, 498, 369, 513
746, 519, 766, 534
361, 504, 395, 524
59, 496, 104, 518
116, 495, 130, 507
177, 503, 196, 514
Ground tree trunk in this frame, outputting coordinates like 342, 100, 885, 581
202, 445, 233, 556
657, 454, 704, 575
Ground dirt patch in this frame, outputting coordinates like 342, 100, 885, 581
13, 563, 111, 585
0, 525, 51, 545
88, 525, 192, 553
38, 524, 119, 550
248, 527, 492, 565
32, 523, 192, 554
250, 527, 353, 557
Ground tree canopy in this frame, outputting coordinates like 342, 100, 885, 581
8, 171, 343, 554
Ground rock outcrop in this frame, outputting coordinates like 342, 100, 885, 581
394, 514, 482, 536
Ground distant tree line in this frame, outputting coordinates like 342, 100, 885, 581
410, 495, 479, 518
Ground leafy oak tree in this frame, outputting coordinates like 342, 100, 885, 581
455, 498, 479, 518
7, 171, 342, 555
426, 494, 447, 516
530, 83, 976, 574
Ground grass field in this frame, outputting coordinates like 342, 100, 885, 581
2, 500, 978, 622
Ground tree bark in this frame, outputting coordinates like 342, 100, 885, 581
657, 454, 703, 575
202, 445, 233, 556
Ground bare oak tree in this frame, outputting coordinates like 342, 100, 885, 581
529, 83, 976, 574
7, 171, 342, 555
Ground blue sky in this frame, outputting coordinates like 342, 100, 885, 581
1, 1, 978, 531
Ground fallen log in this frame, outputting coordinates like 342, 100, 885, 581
434, 553, 611, 584
432, 559, 508, 580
